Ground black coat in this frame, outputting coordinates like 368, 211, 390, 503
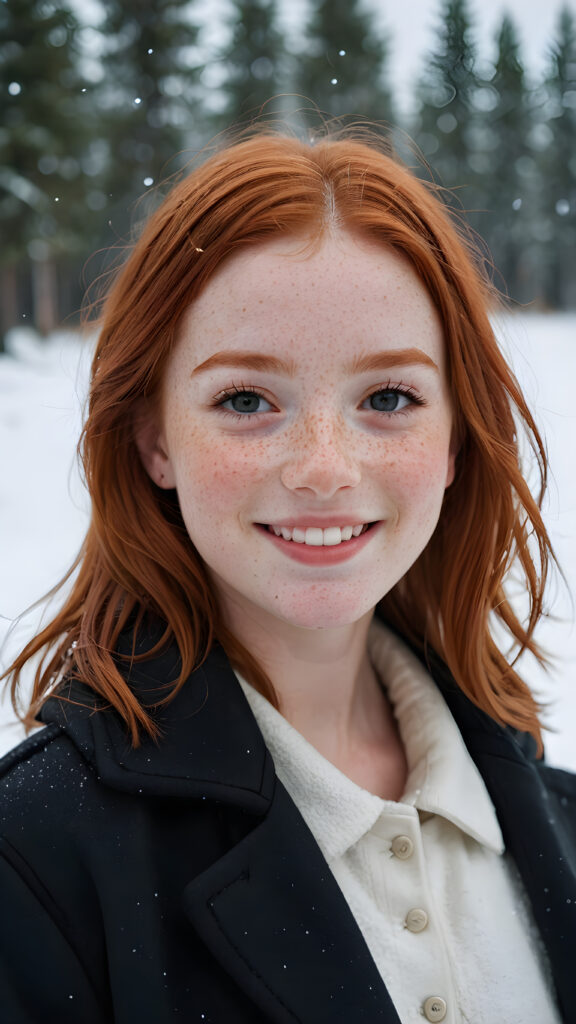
1, 628, 575, 1024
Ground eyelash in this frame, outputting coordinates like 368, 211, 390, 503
367, 381, 426, 412
211, 384, 273, 420
211, 381, 426, 420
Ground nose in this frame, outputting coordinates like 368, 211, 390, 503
280, 411, 361, 499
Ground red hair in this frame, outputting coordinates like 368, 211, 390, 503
5, 131, 554, 752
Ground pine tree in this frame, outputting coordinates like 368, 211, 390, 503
0, 0, 94, 340
413, 0, 481, 211
293, 0, 394, 130
478, 14, 536, 302
214, 0, 289, 132
538, 6, 576, 308
97, 0, 203, 239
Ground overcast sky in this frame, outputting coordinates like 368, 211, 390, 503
372, 0, 576, 110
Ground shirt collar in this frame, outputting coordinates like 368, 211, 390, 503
368, 619, 504, 855
236, 619, 504, 862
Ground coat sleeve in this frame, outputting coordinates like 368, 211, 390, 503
0, 840, 107, 1024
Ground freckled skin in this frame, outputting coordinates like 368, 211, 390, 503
139, 231, 456, 638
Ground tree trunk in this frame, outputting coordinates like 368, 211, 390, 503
32, 257, 59, 337
0, 265, 20, 352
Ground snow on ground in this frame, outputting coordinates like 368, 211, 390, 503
0, 315, 575, 767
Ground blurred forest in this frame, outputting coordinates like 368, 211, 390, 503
1, 0, 576, 347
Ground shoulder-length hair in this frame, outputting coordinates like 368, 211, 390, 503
6, 130, 554, 751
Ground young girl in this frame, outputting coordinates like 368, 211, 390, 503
1, 132, 574, 1023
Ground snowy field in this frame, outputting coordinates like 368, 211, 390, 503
0, 315, 575, 768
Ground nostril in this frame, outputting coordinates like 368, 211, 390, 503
280, 447, 362, 497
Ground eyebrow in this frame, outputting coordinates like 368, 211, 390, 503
190, 346, 438, 377
347, 348, 439, 374
191, 352, 298, 377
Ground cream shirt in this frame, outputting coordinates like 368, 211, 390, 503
236, 619, 561, 1024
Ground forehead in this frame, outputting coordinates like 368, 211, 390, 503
176, 230, 445, 367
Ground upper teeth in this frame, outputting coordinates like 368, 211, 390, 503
269, 524, 366, 546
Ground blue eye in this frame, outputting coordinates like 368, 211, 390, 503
221, 390, 272, 414
364, 389, 414, 412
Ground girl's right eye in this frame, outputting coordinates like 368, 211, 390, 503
217, 389, 273, 415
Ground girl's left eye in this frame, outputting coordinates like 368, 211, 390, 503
362, 387, 422, 413
217, 389, 273, 415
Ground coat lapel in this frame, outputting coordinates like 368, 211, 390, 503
182, 778, 400, 1023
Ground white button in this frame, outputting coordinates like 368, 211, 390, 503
405, 907, 428, 933
391, 834, 414, 859
423, 995, 447, 1022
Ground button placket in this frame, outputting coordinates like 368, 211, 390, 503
390, 832, 430, 937
364, 813, 453, 1023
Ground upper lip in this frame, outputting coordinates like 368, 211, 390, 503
259, 516, 377, 528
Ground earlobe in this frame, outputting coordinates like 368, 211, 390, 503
133, 403, 177, 490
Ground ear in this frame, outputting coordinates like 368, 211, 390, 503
133, 401, 177, 490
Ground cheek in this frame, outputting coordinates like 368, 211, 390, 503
204, 437, 273, 495
381, 433, 453, 517
167, 420, 272, 521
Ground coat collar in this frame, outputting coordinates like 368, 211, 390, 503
40, 633, 275, 814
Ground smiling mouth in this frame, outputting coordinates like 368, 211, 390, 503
262, 523, 374, 547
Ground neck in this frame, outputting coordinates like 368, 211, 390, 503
220, 599, 408, 798
261, 614, 377, 737
226, 599, 374, 723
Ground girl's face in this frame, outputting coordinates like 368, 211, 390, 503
138, 231, 456, 633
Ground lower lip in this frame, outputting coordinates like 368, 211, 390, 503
257, 523, 381, 565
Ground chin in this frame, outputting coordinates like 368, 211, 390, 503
269, 587, 382, 632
